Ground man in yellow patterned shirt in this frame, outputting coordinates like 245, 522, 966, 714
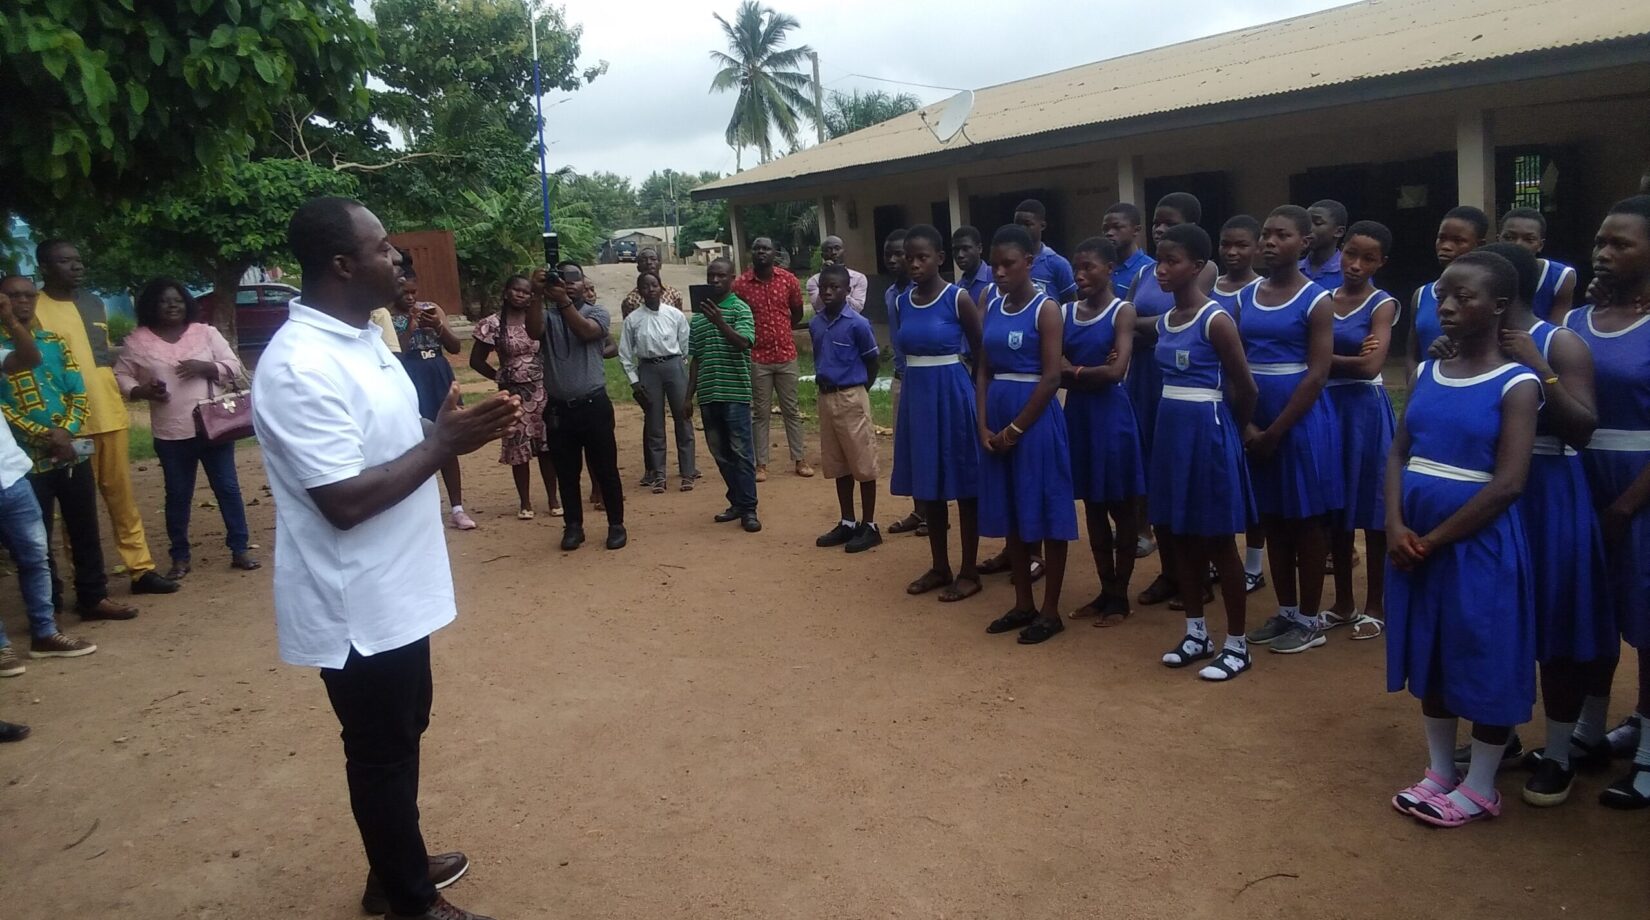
33, 240, 177, 595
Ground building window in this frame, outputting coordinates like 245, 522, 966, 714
1511, 152, 1547, 211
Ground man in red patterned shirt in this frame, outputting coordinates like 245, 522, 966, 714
732, 237, 814, 480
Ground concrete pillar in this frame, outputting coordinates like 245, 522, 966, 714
728, 203, 745, 274
1117, 154, 1147, 207
1456, 109, 1496, 216
817, 196, 834, 241
947, 177, 968, 232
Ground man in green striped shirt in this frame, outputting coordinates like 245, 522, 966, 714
689, 258, 761, 532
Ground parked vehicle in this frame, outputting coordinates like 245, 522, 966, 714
198, 282, 300, 351
614, 240, 639, 262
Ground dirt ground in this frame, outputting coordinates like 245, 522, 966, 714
2, 301, 1647, 919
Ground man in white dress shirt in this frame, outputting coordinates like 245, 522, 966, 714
618, 271, 697, 489
805, 235, 868, 313
253, 197, 519, 920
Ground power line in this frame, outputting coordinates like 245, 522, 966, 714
826, 72, 966, 94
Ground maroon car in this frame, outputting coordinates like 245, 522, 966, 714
198, 282, 299, 351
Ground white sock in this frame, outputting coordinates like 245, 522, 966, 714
451, 504, 464, 514
1186, 617, 1208, 640
1607, 713, 1642, 751
1423, 716, 1459, 792
1544, 719, 1578, 769
1224, 635, 1248, 655
1576, 695, 1611, 744
1631, 713, 1650, 798
1244, 547, 1264, 577
862, 521, 879, 532
1281, 605, 1316, 629
840, 518, 855, 528
1447, 737, 1508, 815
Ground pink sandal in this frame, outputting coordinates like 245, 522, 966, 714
1410, 783, 1501, 828
1391, 769, 1458, 815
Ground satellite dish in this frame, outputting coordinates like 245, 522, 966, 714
922, 90, 974, 144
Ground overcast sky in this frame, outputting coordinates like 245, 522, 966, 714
537, 0, 1354, 185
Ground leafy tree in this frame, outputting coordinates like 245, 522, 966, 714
709, 1, 817, 170
0, 0, 377, 219
823, 89, 920, 139
557, 171, 646, 238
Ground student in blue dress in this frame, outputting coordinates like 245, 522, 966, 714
1562, 195, 1650, 809
893, 225, 985, 603
1406, 206, 1489, 377
1130, 193, 1218, 607
1149, 224, 1259, 681
950, 226, 995, 306
883, 229, 927, 539
1102, 203, 1154, 301
1499, 207, 1578, 323
1012, 199, 1077, 301
1301, 199, 1348, 291
1213, 214, 1270, 593
1061, 238, 1144, 626
976, 225, 1077, 645
1320, 221, 1400, 641
1239, 206, 1342, 656
1386, 249, 1540, 828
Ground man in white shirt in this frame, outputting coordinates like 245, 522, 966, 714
253, 196, 519, 920
618, 271, 697, 490
805, 235, 868, 313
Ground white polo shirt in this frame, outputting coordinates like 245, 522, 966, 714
0, 346, 37, 491
252, 300, 456, 669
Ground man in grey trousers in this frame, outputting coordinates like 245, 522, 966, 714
617, 271, 698, 491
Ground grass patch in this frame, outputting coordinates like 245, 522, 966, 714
128, 424, 156, 462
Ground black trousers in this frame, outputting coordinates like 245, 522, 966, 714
545, 391, 624, 527
320, 638, 436, 917
29, 461, 108, 611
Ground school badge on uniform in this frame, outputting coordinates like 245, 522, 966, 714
1175, 349, 1190, 370
1008, 330, 1024, 350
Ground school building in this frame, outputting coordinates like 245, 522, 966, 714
693, 0, 1650, 320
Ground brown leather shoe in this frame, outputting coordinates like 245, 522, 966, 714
362, 852, 470, 915
794, 459, 815, 477
78, 598, 138, 621
388, 895, 494, 920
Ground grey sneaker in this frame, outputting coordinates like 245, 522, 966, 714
1271, 624, 1327, 654
1245, 615, 1293, 645
0, 645, 23, 677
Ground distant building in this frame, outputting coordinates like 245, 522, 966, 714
692, 240, 730, 266
605, 226, 675, 263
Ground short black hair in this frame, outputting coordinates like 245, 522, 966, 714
1160, 223, 1212, 263
34, 238, 73, 266
134, 278, 201, 328
1480, 242, 1541, 307
904, 223, 945, 252
883, 229, 908, 248
636, 271, 661, 286
1156, 192, 1202, 225
1443, 205, 1490, 242
1220, 214, 1261, 239
288, 196, 367, 278
1452, 250, 1519, 303
1345, 220, 1394, 257
990, 223, 1035, 256
818, 262, 850, 286
1608, 194, 1650, 232
708, 256, 733, 272
1309, 199, 1349, 229
397, 247, 417, 282
1104, 202, 1143, 226
1501, 207, 1546, 236
1269, 204, 1312, 236
952, 225, 983, 246
1073, 236, 1118, 265
1013, 199, 1047, 220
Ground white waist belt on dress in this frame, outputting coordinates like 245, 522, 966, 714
1531, 435, 1578, 457
993, 373, 1040, 383
906, 354, 961, 368
1325, 376, 1382, 387
1250, 362, 1309, 376
1162, 385, 1224, 402
1406, 457, 1493, 483
1586, 428, 1650, 452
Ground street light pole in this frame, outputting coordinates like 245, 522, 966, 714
528, 1, 557, 266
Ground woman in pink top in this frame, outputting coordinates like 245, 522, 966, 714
114, 280, 259, 578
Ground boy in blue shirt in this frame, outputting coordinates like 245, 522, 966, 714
1013, 199, 1077, 300
809, 263, 882, 554
1103, 202, 1155, 299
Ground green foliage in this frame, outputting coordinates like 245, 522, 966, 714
709, 1, 819, 168
822, 89, 920, 139
105, 313, 134, 345
0, 0, 377, 217
558, 172, 646, 237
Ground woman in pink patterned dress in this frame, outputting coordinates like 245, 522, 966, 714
470, 275, 558, 518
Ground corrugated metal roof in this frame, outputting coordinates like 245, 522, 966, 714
696, 0, 1650, 199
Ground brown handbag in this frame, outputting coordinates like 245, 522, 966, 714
194, 379, 255, 443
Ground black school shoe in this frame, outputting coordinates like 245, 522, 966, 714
362, 852, 471, 915
1599, 764, 1650, 810
714, 507, 741, 523
1521, 737, 1614, 773
605, 525, 628, 550
1454, 731, 1524, 770
741, 513, 762, 533
560, 525, 585, 551
0, 720, 28, 743
1522, 754, 1577, 807
131, 571, 179, 594
844, 523, 882, 554
816, 522, 855, 547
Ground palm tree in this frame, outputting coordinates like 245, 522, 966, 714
708, 2, 818, 170
822, 89, 921, 139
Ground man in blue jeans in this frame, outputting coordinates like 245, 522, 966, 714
689, 258, 761, 532
0, 278, 97, 679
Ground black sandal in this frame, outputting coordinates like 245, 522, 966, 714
977, 551, 1012, 575
1069, 593, 1108, 619
1095, 592, 1132, 628
1161, 634, 1215, 668
888, 513, 925, 535
939, 575, 982, 603
1137, 575, 1178, 606
986, 609, 1038, 634
1198, 646, 1252, 681
907, 568, 953, 595
1017, 617, 1065, 645
1599, 765, 1650, 810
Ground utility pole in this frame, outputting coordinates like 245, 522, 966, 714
810, 50, 825, 144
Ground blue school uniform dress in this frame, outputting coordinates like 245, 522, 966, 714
1237, 280, 1343, 519
1127, 270, 1175, 463
1564, 306, 1650, 650
1532, 259, 1576, 322
1327, 288, 1399, 532
1112, 249, 1154, 301
1063, 298, 1145, 504
1209, 277, 1256, 317
392, 309, 457, 421
1148, 302, 1255, 535
979, 291, 1077, 542
1518, 319, 1615, 663
1413, 280, 1443, 355
890, 283, 979, 502
1386, 360, 1539, 726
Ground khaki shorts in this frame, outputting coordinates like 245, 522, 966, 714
818, 386, 879, 482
